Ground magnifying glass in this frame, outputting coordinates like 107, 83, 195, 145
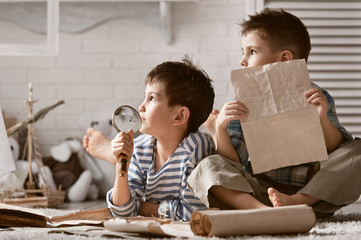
111, 105, 141, 177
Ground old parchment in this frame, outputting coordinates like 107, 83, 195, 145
231, 59, 328, 174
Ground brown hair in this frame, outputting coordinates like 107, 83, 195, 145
145, 55, 215, 134
241, 8, 311, 61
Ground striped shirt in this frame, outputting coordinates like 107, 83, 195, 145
106, 131, 214, 221
228, 83, 353, 187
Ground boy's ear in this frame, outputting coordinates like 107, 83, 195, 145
173, 106, 190, 126
280, 50, 293, 61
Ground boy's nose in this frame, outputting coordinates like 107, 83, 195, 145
138, 104, 144, 113
240, 58, 247, 68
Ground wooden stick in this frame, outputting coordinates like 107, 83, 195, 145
6, 99, 65, 136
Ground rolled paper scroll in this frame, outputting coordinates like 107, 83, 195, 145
190, 204, 316, 237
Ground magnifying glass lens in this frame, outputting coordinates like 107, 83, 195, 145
112, 105, 141, 133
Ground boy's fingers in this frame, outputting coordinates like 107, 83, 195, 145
307, 92, 326, 104
112, 143, 132, 157
310, 97, 321, 104
304, 88, 320, 98
234, 101, 248, 112
240, 104, 249, 113
127, 129, 134, 138
306, 94, 316, 102
115, 131, 132, 141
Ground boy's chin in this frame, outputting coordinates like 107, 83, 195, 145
138, 127, 147, 134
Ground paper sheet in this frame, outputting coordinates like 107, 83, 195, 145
231, 59, 328, 173
0, 107, 16, 176
104, 217, 194, 238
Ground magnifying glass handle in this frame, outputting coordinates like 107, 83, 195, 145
118, 153, 128, 177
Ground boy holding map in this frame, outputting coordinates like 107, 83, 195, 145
187, 8, 361, 218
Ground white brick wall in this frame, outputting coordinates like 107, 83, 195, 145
0, 0, 247, 156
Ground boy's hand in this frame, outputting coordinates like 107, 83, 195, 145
111, 129, 134, 165
216, 100, 249, 131
304, 88, 328, 121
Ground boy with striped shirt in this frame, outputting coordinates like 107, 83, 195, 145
85, 56, 215, 221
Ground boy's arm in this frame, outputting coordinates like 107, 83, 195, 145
107, 130, 144, 217
305, 88, 352, 152
215, 100, 248, 163
319, 114, 344, 152
112, 162, 131, 206
216, 125, 240, 162
106, 159, 144, 217
111, 130, 134, 206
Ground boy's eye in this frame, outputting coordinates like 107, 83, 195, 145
250, 50, 256, 55
150, 96, 156, 101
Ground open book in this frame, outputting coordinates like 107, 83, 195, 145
1, 203, 316, 238
0, 203, 192, 237
0, 203, 47, 227
0, 203, 113, 228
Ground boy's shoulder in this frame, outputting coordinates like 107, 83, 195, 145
185, 131, 212, 143
180, 131, 215, 154
133, 131, 214, 155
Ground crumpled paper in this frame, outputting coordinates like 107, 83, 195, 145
231, 59, 328, 173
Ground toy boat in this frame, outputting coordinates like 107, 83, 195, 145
1, 83, 65, 208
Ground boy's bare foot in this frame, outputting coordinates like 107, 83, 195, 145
267, 188, 320, 207
83, 128, 115, 164
268, 188, 299, 207
204, 109, 219, 143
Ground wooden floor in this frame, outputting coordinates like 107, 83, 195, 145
59, 196, 361, 214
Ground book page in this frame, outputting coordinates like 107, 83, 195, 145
0, 203, 46, 216
104, 217, 194, 238
231, 60, 328, 173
